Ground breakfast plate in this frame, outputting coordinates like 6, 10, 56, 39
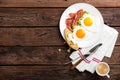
59, 3, 104, 48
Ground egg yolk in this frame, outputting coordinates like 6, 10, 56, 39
76, 29, 86, 38
84, 17, 93, 27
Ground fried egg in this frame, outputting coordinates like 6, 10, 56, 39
68, 26, 93, 47
80, 14, 98, 33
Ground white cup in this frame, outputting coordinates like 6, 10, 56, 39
96, 62, 110, 78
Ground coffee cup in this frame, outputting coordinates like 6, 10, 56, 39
96, 62, 110, 78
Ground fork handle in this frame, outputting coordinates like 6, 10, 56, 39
71, 58, 84, 70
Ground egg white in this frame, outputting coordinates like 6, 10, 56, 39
80, 14, 99, 33
68, 26, 94, 47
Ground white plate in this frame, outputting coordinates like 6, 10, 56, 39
59, 3, 104, 48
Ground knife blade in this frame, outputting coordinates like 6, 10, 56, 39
71, 43, 102, 70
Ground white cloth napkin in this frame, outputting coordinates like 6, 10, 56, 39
70, 24, 119, 73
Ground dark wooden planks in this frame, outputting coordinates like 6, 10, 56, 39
0, 65, 119, 80
0, 46, 119, 65
0, 8, 63, 27
0, 46, 69, 65
103, 46, 120, 64
0, 8, 120, 27
0, 1, 119, 80
0, 27, 119, 46
0, 0, 119, 7
99, 8, 120, 26
84, 0, 120, 7
0, 28, 64, 46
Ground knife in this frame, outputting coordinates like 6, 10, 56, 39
71, 43, 102, 70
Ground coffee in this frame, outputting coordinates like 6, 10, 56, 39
96, 62, 110, 78
97, 63, 108, 74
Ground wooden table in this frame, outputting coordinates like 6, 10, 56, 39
0, 0, 120, 80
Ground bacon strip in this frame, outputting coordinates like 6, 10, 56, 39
66, 9, 84, 31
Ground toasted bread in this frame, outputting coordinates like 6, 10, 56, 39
64, 28, 79, 50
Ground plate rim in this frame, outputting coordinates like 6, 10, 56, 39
59, 3, 104, 48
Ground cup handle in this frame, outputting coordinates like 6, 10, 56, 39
106, 74, 110, 78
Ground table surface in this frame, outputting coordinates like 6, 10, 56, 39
0, 0, 120, 80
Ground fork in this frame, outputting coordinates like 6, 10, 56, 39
63, 54, 89, 65
63, 43, 102, 65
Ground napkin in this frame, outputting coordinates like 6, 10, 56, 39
70, 24, 119, 73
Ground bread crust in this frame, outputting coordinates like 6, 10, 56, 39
64, 28, 79, 50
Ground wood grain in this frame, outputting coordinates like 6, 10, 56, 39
0, 46, 69, 65
0, 8, 63, 27
0, 46, 119, 65
0, 28, 64, 46
103, 46, 120, 64
85, 0, 120, 7
0, 27, 119, 46
0, 0, 119, 80
0, 0, 119, 7
0, 8, 120, 27
0, 65, 119, 80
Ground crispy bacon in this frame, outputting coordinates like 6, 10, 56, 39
66, 18, 73, 30
66, 9, 84, 31
69, 13, 76, 18
77, 9, 84, 17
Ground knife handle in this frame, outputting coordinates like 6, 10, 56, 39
71, 58, 84, 70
